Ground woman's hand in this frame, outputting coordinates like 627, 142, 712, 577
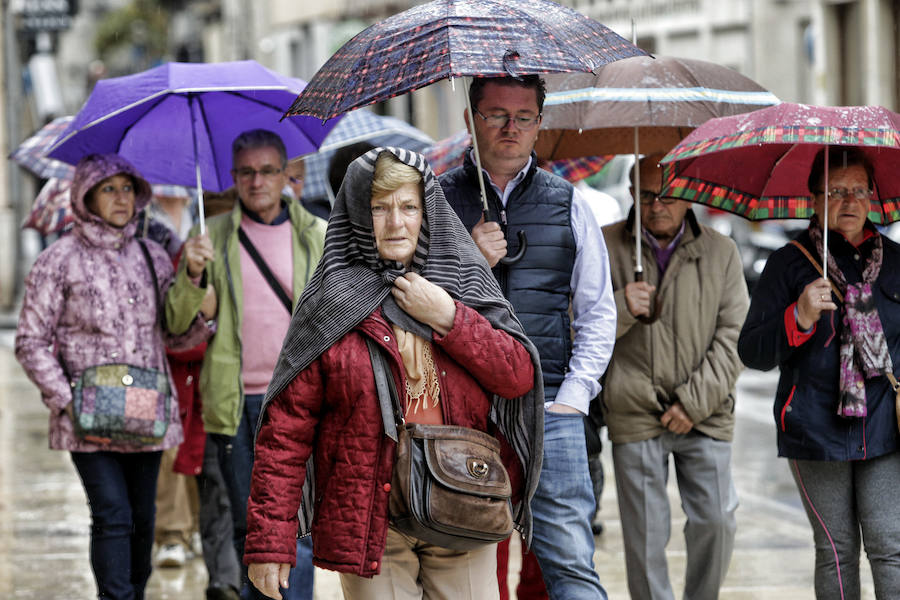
182, 233, 214, 279
796, 277, 838, 330
391, 272, 457, 336
248, 562, 290, 600
64, 401, 74, 422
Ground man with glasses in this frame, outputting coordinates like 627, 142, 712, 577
440, 75, 617, 600
168, 128, 325, 600
601, 154, 748, 600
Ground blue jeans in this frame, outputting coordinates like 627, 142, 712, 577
529, 411, 606, 599
211, 394, 314, 600
71, 450, 162, 600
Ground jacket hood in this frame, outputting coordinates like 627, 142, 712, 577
70, 154, 152, 225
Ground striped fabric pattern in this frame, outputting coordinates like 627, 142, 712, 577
263, 146, 545, 544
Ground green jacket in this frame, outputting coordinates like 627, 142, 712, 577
166, 197, 326, 436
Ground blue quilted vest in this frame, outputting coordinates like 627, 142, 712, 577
440, 153, 575, 401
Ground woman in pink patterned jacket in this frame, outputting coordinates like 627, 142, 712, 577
15, 153, 210, 600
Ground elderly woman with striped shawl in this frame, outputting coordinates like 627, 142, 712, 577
243, 147, 544, 600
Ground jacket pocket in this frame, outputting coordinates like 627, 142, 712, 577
779, 385, 796, 432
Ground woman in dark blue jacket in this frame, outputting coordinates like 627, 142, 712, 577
739, 147, 900, 600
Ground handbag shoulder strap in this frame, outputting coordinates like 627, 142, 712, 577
238, 226, 293, 315
365, 337, 403, 442
137, 239, 162, 323
136, 239, 172, 382
789, 239, 844, 303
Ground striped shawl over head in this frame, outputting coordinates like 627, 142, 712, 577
262, 146, 544, 544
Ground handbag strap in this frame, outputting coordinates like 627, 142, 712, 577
365, 337, 403, 442
136, 239, 171, 384
137, 239, 162, 324
238, 226, 293, 314
789, 239, 844, 303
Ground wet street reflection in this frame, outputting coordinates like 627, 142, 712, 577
0, 335, 874, 599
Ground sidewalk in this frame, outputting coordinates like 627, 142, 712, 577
0, 336, 875, 598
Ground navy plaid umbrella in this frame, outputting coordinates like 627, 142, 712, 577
9, 116, 75, 180
286, 0, 646, 120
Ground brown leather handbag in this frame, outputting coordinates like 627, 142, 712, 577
366, 338, 514, 551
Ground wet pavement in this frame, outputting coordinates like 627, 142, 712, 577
0, 330, 875, 599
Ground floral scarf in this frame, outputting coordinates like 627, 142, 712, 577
808, 215, 892, 417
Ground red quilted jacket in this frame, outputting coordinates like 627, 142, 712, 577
244, 302, 534, 576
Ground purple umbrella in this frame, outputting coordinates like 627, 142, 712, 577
48, 60, 340, 232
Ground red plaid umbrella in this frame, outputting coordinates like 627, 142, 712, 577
660, 102, 900, 272
22, 178, 73, 236
285, 0, 645, 121
660, 102, 900, 222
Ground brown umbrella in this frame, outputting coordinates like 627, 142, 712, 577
536, 54, 779, 159
535, 54, 779, 289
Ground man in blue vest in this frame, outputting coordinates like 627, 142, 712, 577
440, 76, 617, 600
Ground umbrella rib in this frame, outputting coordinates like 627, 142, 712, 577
191, 94, 227, 192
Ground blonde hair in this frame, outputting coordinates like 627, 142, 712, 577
371, 152, 422, 198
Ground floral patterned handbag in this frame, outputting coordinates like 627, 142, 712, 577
69, 240, 171, 445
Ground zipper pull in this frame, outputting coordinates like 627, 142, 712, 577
500, 209, 508, 226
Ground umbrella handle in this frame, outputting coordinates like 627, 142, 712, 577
634, 269, 661, 324
499, 230, 528, 265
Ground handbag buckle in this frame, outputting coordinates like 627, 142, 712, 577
122, 374, 134, 386
467, 458, 490, 479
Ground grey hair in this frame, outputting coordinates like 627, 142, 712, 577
231, 129, 288, 169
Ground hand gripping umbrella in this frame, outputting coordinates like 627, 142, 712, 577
48, 60, 341, 233
284, 0, 646, 263
537, 55, 779, 290
660, 102, 900, 275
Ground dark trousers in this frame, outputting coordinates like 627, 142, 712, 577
197, 434, 241, 593
210, 394, 314, 600
71, 450, 162, 600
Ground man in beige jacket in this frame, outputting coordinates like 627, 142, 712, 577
601, 155, 749, 600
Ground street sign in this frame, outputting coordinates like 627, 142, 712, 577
15, 0, 76, 33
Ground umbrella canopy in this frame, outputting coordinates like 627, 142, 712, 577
9, 115, 75, 180
285, 0, 646, 121
423, 129, 611, 181
48, 60, 339, 193
22, 177, 73, 236
536, 55, 780, 159
660, 102, 900, 223
302, 108, 434, 203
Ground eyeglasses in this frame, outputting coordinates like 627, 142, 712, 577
472, 108, 541, 131
639, 190, 678, 206
233, 166, 284, 181
816, 187, 874, 201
